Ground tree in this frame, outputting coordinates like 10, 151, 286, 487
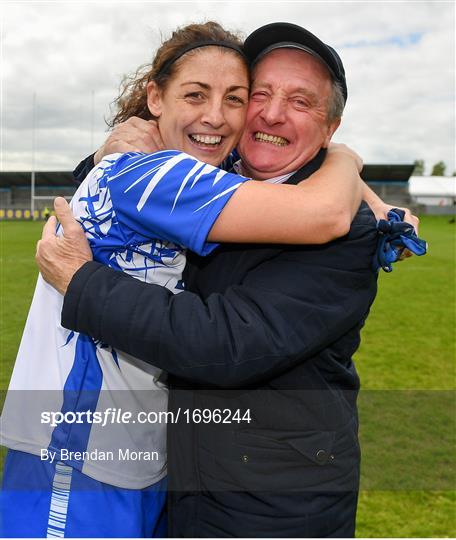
413, 159, 425, 176
431, 161, 446, 176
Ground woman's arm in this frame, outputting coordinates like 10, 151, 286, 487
91, 119, 363, 246
362, 183, 419, 233
208, 145, 363, 245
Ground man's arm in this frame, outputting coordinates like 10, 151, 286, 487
61, 238, 377, 388
37, 199, 377, 388
363, 182, 419, 228
77, 118, 418, 231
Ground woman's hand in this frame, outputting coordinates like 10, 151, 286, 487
327, 142, 363, 173
94, 117, 165, 165
36, 198, 93, 295
362, 184, 420, 233
361, 185, 420, 261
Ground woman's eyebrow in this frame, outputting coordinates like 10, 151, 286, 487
227, 85, 249, 92
180, 82, 249, 92
181, 82, 210, 89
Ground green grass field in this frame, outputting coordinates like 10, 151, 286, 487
0, 217, 455, 537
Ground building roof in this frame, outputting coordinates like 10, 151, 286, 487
360, 164, 415, 182
0, 171, 76, 188
409, 176, 456, 197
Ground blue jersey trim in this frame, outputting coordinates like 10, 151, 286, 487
48, 335, 103, 468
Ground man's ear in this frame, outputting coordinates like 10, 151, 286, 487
322, 117, 341, 147
146, 81, 162, 118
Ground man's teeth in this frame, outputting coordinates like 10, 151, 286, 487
190, 134, 222, 145
254, 132, 289, 146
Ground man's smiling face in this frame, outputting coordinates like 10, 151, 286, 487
238, 48, 341, 180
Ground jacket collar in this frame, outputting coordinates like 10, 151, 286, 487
285, 148, 327, 185
226, 147, 327, 184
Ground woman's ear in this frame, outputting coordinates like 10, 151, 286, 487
146, 81, 162, 118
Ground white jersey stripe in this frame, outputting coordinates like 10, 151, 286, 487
136, 153, 188, 211
195, 182, 244, 212
109, 153, 165, 181
191, 163, 217, 188
171, 161, 206, 213
46, 462, 73, 538
213, 169, 228, 186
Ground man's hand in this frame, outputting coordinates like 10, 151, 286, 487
93, 117, 165, 165
36, 197, 93, 295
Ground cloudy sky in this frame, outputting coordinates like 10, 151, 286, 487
1, 0, 454, 175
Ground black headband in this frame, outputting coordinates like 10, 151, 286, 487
156, 40, 247, 77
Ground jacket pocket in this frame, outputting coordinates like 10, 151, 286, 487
235, 428, 336, 466
197, 427, 359, 492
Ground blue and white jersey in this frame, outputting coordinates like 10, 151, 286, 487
1, 151, 247, 489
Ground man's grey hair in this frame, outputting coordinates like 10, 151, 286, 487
327, 80, 345, 123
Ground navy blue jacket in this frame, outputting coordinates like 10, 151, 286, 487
66, 151, 378, 537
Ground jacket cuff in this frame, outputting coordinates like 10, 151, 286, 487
61, 261, 105, 332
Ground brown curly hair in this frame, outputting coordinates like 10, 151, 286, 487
108, 22, 246, 127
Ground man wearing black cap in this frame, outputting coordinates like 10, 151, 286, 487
37, 23, 385, 537
235, 23, 348, 181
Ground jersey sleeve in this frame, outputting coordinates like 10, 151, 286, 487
106, 151, 248, 256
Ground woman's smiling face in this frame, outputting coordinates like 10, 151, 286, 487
147, 47, 249, 166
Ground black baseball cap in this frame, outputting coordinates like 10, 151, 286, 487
244, 22, 348, 103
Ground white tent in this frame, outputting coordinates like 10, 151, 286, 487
409, 176, 456, 207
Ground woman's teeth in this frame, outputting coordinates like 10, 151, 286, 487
190, 134, 222, 145
254, 132, 289, 146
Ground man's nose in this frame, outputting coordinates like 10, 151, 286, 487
260, 97, 286, 125
201, 100, 225, 129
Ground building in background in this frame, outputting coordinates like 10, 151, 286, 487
409, 176, 456, 215
361, 165, 455, 215
0, 171, 76, 220
361, 164, 415, 209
